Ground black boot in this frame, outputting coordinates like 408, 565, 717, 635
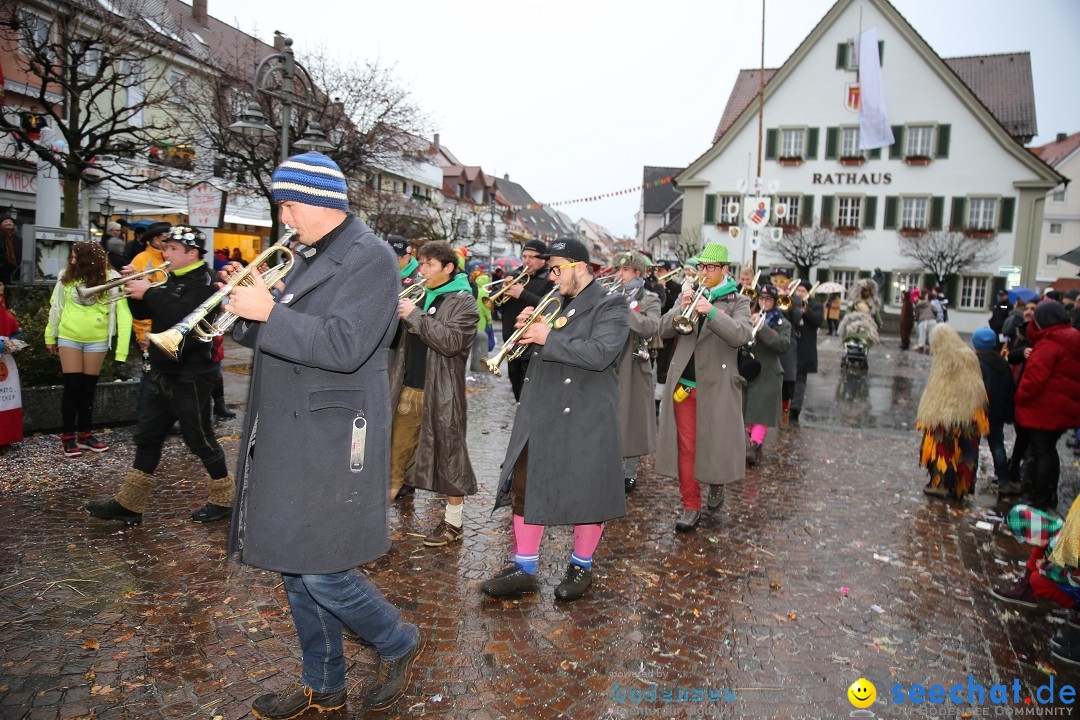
251, 681, 346, 720
554, 563, 592, 601
85, 498, 142, 525
746, 441, 762, 467
481, 565, 539, 597
361, 634, 425, 710
191, 503, 231, 523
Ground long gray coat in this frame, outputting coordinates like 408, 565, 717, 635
656, 292, 752, 486
388, 290, 479, 496
227, 217, 399, 575
779, 296, 802, 383
496, 280, 629, 525
744, 316, 791, 427
617, 288, 661, 458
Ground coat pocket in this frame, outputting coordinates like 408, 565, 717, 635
308, 389, 366, 412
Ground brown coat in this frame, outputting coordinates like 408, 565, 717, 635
655, 292, 752, 486
617, 288, 661, 457
388, 289, 479, 496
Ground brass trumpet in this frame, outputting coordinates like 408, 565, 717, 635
777, 277, 800, 312
673, 283, 710, 335
399, 278, 428, 304
739, 270, 760, 301
656, 267, 694, 284
74, 262, 171, 305
486, 267, 530, 307
148, 230, 296, 360
484, 288, 562, 376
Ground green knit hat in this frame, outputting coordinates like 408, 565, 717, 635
693, 243, 729, 264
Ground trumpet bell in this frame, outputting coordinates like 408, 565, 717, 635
147, 327, 185, 362
483, 357, 502, 376
673, 316, 696, 335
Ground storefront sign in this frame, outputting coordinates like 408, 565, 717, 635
811, 173, 892, 185
187, 182, 226, 228
1, 169, 37, 194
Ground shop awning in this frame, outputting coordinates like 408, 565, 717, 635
223, 213, 272, 228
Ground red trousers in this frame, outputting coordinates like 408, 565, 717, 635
673, 388, 701, 511
1028, 546, 1077, 609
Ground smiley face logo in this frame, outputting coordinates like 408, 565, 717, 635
847, 678, 876, 709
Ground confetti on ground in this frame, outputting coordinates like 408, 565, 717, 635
1036, 660, 1056, 676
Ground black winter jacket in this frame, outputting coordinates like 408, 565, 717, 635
128, 261, 220, 375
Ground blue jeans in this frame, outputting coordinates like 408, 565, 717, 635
283, 571, 418, 693
987, 423, 1008, 485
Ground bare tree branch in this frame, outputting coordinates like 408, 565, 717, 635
762, 225, 861, 278
898, 230, 999, 283
674, 226, 703, 265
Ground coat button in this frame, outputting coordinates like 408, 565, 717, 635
293, 411, 298, 418
563, 407, 570, 414
524, 377, 529, 382
564, 378, 571, 384
516, 402, 521, 407
293, 367, 300, 374
533, 351, 538, 357
722, 364, 727, 369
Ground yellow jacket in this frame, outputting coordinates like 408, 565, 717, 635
129, 246, 165, 343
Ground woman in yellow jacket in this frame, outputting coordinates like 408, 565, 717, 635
44, 242, 132, 457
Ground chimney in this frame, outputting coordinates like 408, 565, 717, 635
503, 173, 509, 180
192, 0, 208, 27
1058, 132, 1068, 143
433, 133, 440, 152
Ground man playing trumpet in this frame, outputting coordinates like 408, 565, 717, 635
84, 226, 234, 525
497, 239, 554, 401
483, 237, 628, 602
656, 243, 751, 532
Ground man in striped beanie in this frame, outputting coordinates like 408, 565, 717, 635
223, 150, 424, 718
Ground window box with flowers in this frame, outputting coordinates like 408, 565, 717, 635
835, 225, 860, 236
963, 227, 995, 239
778, 156, 804, 166
839, 156, 865, 166
898, 227, 925, 237
904, 155, 932, 166
715, 222, 734, 230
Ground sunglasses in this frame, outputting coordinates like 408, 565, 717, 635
548, 261, 581, 276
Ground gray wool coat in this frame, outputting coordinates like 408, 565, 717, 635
388, 290, 479, 497
617, 288, 661, 458
779, 295, 802, 382
496, 279, 629, 525
743, 316, 791, 427
655, 292, 752, 486
227, 217, 400, 575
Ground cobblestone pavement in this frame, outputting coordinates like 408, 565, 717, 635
2, 334, 1079, 719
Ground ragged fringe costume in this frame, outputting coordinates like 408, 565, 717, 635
837, 278, 882, 346
915, 324, 989, 498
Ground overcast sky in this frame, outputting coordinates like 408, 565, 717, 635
203, 0, 1080, 238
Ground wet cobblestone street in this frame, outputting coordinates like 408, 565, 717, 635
2, 334, 1079, 719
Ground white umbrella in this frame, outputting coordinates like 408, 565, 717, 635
815, 281, 845, 295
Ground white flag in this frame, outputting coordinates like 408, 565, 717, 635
857, 27, 894, 150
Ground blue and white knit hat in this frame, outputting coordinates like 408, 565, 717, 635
271, 151, 349, 211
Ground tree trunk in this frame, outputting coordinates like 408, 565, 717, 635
62, 171, 81, 229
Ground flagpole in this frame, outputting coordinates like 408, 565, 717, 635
753, 0, 765, 274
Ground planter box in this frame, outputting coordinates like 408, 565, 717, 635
839, 156, 865, 166
778, 157, 804, 166
904, 156, 932, 166
898, 227, 926, 237
21, 379, 140, 433
836, 226, 861, 236
963, 228, 996, 239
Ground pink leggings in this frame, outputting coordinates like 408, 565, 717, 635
747, 424, 767, 444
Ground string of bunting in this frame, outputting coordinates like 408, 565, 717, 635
462, 175, 674, 214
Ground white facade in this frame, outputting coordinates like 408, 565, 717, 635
676, 0, 1061, 333
1036, 145, 1080, 285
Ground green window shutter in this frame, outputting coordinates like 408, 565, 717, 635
858, 270, 872, 279
704, 194, 717, 224
821, 195, 835, 227
765, 129, 778, 160
889, 126, 904, 159
863, 196, 877, 229
801, 195, 815, 227
882, 271, 893, 301
806, 127, 819, 159
836, 43, 848, 69
816, 267, 830, 283
825, 127, 839, 160
878, 40, 884, 66
944, 275, 960, 306
930, 196, 945, 229
990, 276, 1006, 299
950, 197, 966, 230
935, 124, 951, 159
883, 196, 898, 229
999, 197, 1015, 232
869, 147, 882, 160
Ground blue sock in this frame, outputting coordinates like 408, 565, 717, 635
514, 554, 539, 574
570, 553, 592, 570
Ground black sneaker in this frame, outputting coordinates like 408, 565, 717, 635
706, 485, 724, 510
191, 503, 231, 523
213, 405, 237, 420
251, 681, 346, 720
361, 634, 425, 711
85, 498, 142, 525
61, 434, 82, 458
746, 441, 762, 467
76, 433, 109, 453
675, 509, 700, 532
554, 563, 592, 602
481, 564, 539, 597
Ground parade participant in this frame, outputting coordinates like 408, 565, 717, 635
0, 217, 21, 290
610, 251, 661, 492
0, 284, 26, 448
971, 327, 1015, 496
654, 260, 683, 389
899, 288, 915, 350
825, 292, 841, 335
100, 221, 131, 271
470, 272, 494, 373
84, 227, 232, 524
737, 264, 756, 293
127, 222, 171, 419
222, 152, 422, 717
482, 237, 628, 601
1010, 301, 1080, 510
388, 235, 421, 288
742, 284, 790, 467
497, 240, 554, 400
774, 273, 802, 429
388, 240, 479, 546
916, 324, 989, 500
45, 242, 132, 456
791, 280, 823, 425
656, 243, 751, 532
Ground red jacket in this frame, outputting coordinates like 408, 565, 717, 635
1014, 322, 1080, 431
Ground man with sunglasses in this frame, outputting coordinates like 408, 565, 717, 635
483, 237, 629, 602
656, 243, 752, 532
85, 226, 234, 525
496, 239, 554, 400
